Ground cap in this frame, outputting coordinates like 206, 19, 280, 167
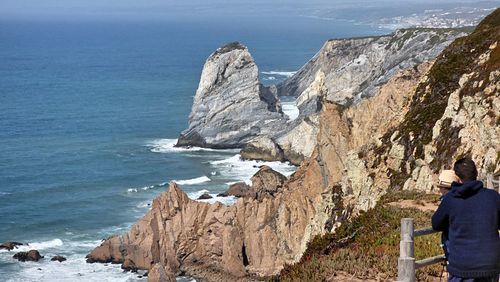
437, 170, 460, 188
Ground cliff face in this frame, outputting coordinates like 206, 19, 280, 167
88, 9, 499, 281
176, 42, 287, 148
277, 28, 468, 104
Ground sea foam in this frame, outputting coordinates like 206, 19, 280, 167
187, 189, 237, 206
210, 154, 296, 185
147, 139, 216, 153
174, 176, 211, 185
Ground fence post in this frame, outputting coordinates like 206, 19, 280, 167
398, 218, 416, 282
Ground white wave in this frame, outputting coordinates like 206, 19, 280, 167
261, 71, 297, 77
281, 101, 300, 121
174, 176, 211, 185
147, 139, 217, 153
0, 239, 64, 254
27, 239, 63, 250
4, 255, 144, 282
210, 154, 296, 185
127, 182, 169, 193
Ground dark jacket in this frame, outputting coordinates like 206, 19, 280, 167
432, 180, 500, 278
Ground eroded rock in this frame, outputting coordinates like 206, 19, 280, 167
51, 256, 67, 262
217, 182, 251, 198
13, 250, 43, 262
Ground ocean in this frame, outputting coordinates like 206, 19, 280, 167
2, 1, 487, 280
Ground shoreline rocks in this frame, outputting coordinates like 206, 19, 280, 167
197, 193, 213, 200
0, 242, 23, 251
13, 250, 43, 262
51, 255, 67, 262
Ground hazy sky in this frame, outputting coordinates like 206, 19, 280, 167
1, 0, 497, 21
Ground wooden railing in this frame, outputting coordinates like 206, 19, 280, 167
397, 218, 446, 282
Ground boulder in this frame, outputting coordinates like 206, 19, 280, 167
148, 263, 176, 282
13, 250, 43, 262
249, 165, 287, 199
51, 255, 67, 262
85, 235, 124, 264
0, 241, 23, 251
217, 182, 251, 197
197, 193, 213, 200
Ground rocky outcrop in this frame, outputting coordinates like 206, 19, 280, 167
197, 193, 213, 200
87, 164, 330, 279
13, 250, 43, 262
176, 42, 287, 148
88, 9, 499, 281
217, 182, 251, 198
51, 255, 67, 262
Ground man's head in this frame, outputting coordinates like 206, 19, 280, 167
453, 158, 478, 182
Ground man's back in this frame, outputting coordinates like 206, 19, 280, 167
432, 180, 500, 278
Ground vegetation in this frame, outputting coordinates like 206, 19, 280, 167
371, 8, 500, 189
275, 191, 443, 281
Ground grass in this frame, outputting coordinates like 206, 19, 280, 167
275, 191, 444, 281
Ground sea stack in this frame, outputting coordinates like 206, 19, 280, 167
176, 42, 287, 148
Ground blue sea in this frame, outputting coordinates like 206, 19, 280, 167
1, 1, 490, 280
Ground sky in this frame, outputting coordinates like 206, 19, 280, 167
2, 0, 496, 22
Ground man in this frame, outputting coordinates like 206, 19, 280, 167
432, 158, 500, 282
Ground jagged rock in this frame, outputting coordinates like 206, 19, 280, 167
148, 263, 176, 282
197, 193, 213, 200
13, 250, 43, 262
176, 42, 287, 148
86, 176, 324, 279
51, 256, 67, 262
217, 182, 251, 197
85, 235, 125, 264
0, 241, 23, 251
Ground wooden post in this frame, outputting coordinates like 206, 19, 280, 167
398, 218, 416, 282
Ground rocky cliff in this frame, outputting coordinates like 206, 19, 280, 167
176, 42, 287, 148
277, 28, 469, 105
88, 9, 499, 281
